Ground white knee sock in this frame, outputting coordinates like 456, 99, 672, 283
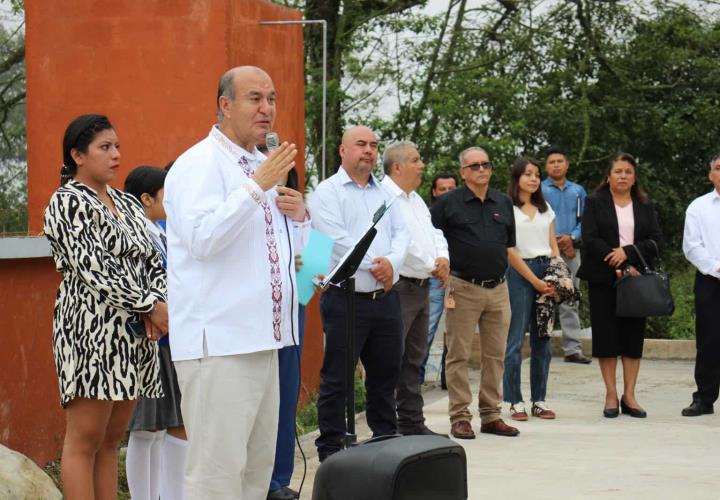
126, 430, 165, 500
160, 433, 188, 500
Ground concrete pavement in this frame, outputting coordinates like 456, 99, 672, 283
290, 358, 720, 499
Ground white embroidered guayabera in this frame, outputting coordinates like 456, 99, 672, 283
210, 127, 283, 341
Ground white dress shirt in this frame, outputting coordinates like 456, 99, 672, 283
683, 189, 720, 278
164, 127, 310, 361
513, 205, 555, 259
380, 175, 448, 279
308, 167, 408, 292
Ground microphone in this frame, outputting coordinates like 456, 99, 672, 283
265, 131, 280, 152
265, 132, 285, 188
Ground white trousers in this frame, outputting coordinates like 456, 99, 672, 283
175, 350, 279, 500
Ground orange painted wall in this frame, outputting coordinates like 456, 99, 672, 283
3, 0, 322, 466
0, 258, 62, 466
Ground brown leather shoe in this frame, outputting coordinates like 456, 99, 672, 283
480, 418, 520, 437
450, 420, 475, 439
564, 353, 592, 364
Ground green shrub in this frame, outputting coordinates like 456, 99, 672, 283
295, 371, 367, 436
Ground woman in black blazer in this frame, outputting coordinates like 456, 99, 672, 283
578, 153, 662, 419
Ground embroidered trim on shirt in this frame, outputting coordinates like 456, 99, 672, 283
210, 127, 283, 341
242, 183, 263, 205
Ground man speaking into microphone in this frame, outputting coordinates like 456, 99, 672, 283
164, 66, 310, 499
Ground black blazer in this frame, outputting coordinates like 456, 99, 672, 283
577, 188, 662, 284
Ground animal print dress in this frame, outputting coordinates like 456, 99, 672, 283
44, 180, 165, 407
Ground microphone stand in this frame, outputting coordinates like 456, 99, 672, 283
341, 276, 357, 447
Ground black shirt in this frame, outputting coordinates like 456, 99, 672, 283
430, 185, 516, 280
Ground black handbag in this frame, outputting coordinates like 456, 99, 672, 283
614, 242, 675, 317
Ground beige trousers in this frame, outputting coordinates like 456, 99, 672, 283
175, 350, 279, 500
445, 277, 511, 425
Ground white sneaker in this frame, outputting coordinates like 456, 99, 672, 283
531, 401, 556, 419
509, 402, 528, 421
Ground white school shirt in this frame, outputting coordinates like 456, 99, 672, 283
308, 167, 408, 292
513, 205, 555, 259
683, 189, 720, 278
380, 175, 448, 279
163, 127, 310, 361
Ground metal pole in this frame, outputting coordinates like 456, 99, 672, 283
259, 19, 327, 181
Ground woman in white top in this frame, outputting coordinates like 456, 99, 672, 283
504, 157, 560, 421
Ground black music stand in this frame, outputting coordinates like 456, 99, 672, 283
318, 201, 393, 447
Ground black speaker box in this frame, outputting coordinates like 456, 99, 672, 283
311, 434, 467, 500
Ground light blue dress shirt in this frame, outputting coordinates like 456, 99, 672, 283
541, 177, 586, 241
309, 167, 408, 292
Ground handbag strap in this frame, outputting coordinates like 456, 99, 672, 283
648, 239, 660, 258
630, 244, 651, 272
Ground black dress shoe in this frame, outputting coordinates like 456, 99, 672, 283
603, 405, 619, 418
318, 448, 340, 463
267, 486, 299, 500
620, 396, 647, 418
681, 401, 714, 417
401, 426, 449, 438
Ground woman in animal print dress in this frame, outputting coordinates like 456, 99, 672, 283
43, 114, 169, 499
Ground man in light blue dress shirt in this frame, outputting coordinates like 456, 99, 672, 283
309, 126, 408, 462
542, 146, 591, 364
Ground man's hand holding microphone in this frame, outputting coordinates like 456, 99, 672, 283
252, 132, 307, 222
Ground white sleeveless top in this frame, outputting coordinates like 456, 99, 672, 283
513, 205, 556, 259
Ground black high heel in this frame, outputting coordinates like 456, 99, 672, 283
603, 399, 619, 418
620, 396, 647, 418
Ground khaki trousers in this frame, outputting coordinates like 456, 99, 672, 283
175, 350, 279, 500
445, 276, 511, 425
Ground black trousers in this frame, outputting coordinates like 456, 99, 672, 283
693, 272, 720, 406
315, 289, 403, 454
395, 279, 430, 433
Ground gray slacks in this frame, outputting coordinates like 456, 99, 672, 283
395, 279, 430, 432
560, 250, 584, 355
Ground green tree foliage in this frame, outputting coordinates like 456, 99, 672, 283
0, 18, 26, 235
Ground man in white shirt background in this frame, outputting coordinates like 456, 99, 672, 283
681, 153, 720, 417
309, 125, 408, 462
163, 66, 310, 499
381, 141, 449, 436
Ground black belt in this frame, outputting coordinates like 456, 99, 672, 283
399, 276, 430, 287
327, 286, 387, 300
450, 270, 506, 288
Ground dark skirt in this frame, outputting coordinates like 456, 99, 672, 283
128, 343, 184, 431
588, 282, 646, 359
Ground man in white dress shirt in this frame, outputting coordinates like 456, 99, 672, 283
163, 66, 310, 499
380, 142, 449, 435
681, 153, 720, 417
309, 125, 408, 462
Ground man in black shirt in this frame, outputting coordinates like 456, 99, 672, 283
431, 146, 519, 439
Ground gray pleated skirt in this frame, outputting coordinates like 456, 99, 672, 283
128, 343, 184, 431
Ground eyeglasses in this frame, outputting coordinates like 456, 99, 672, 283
462, 161, 493, 171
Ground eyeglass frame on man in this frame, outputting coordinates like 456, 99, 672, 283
462, 161, 493, 171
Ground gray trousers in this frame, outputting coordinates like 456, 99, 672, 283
395, 279, 429, 432
560, 251, 584, 355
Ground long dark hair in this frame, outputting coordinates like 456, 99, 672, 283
508, 157, 548, 212
124, 166, 167, 202
61, 114, 114, 185
595, 152, 648, 203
